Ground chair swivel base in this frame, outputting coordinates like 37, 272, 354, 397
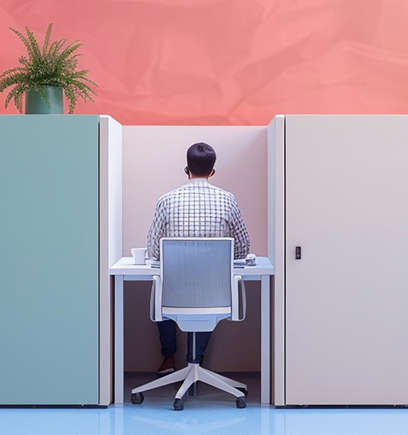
131, 362, 247, 410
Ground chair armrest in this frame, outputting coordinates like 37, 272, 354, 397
231, 275, 246, 321
149, 275, 163, 322
240, 280, 247, 321
149, 281, 154, 321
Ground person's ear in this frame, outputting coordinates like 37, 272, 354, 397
209, 169, 215, 178
184, 166, 190, 178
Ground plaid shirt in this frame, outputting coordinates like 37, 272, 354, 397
147, 179, 250, 260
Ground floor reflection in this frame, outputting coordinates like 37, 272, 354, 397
0, 373, 407, 435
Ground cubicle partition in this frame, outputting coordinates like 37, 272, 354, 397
0, 115, 122, 406
270, 115, 408, 406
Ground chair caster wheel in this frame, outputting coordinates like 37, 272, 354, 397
237, 387, 248, 398
236, 396, 247, 408
173, 398, 184, 411
131, 392, 144, 405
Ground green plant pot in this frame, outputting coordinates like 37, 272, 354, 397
25, 86, 63, 114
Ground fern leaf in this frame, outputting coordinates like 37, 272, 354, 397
76, 75, 98, 87
15, 87, 26, 112
25, 26, 42, 60
5, 86, 20, 108
5, 84, 26, 111
71, 79, 96, 98
0, 73, 29, 92
71, 70, 89, 80
18, 56, 30, 68
64, 86, 76, 113
0, 67, 26, 79
54, 42, 82, 68
9, 27, 35, 61
65, 54, 79, 70
48, 39, 66, 59
42, 23, 53, 56
70, 82, 91, 100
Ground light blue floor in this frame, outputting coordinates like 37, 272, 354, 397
1, 373, 408, 435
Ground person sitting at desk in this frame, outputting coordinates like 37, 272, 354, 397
147, 142, 250, 375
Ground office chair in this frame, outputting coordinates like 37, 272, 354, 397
131, 238, 248, 410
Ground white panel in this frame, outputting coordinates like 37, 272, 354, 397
106, 116, 123, 267
261, 275, 271, 404
99, 115, 123, 405
268, 115, 285, 405
285, 115, 408, 405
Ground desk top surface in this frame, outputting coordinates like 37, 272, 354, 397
110, 256, 274, 276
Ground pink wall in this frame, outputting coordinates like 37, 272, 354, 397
1, 1, 408, 124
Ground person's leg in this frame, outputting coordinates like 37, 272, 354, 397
157, 320, 177, 357
157, 320, 177, 374
187, 332, 212, 363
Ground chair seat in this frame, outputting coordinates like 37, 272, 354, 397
162, 307, 231, 332
162, 306, 231, 315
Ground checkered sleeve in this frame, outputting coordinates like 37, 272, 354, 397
229, 196, 250, 259
147, 197, 167, 260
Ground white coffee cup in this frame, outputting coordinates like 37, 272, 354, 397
131, 247, 147, 265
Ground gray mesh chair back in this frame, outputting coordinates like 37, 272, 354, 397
161, 238, 233, 309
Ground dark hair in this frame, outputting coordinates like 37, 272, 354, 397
186, 142, 216, 176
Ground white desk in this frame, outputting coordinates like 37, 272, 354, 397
110, 256, 274, 405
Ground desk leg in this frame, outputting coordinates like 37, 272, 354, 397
114, 275, 124, 404
261, 275, 270, 404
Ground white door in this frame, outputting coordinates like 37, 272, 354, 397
285, 115, 408, 405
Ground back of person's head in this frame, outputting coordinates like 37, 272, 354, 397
186, 142, 216, 177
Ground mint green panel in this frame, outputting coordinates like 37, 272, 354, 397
0, 115, 99, 404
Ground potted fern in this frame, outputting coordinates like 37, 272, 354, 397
0, 23, 97, 114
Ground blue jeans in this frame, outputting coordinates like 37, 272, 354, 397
157, 320, 212, 363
